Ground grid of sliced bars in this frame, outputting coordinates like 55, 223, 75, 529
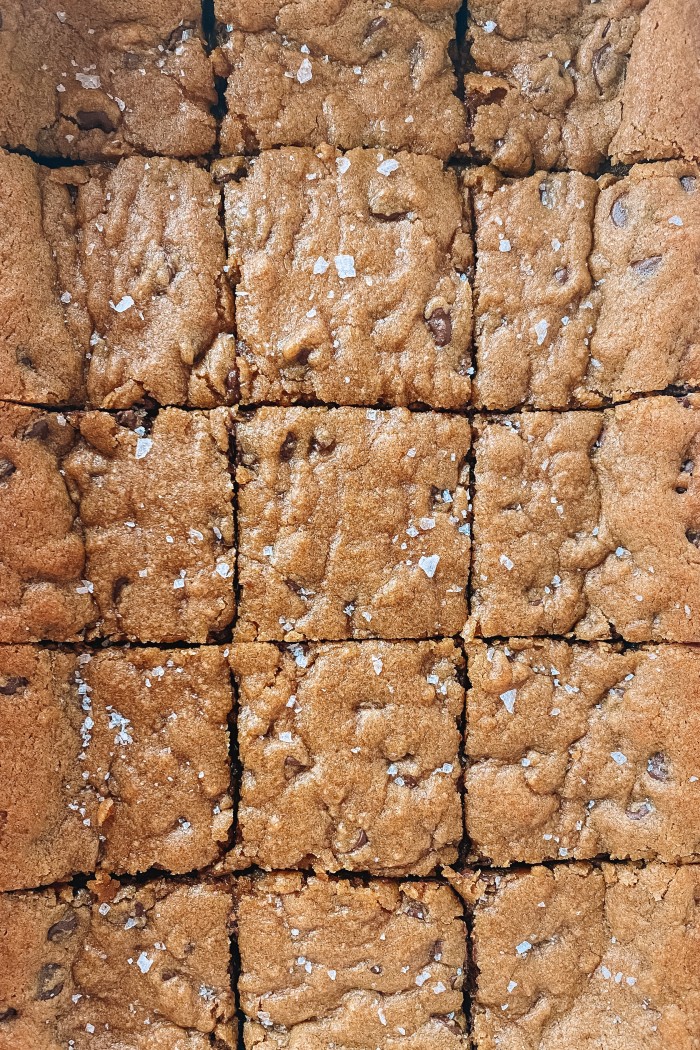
0, 2, 699, 1048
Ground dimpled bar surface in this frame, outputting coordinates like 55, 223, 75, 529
472, 396, 700, 641
223, 146, 472, 408
0, 404, 234, 643
470, 162, 700, 409
235, 872, 468, 1048
465, 0, 700, 175
214, 0, 466, 160
229, 640, 464, 875
0, 879, 236, 1049
0, 150, 234, 408
466, 640, 700, 865
235, 406, 470, 641
0, 0, 216, 158
0, 645, 233, 890
467, 862, 700, 1050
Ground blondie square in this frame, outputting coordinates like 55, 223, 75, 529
0, 1, 216, 159
0, 150, 234, 408
236, 872, 468, 1048
0, 879, 236, 1049
471, 396, 700, 641
0, 645, 233, 890
229, 640, 463, 875
235, 407, 470, 641
215, 0, 466, 160
466, 640, 700, 865
469, 862, 700, 1050
0, 404, 234, 643
223, 147, 472, 408
471, 162, 700, 409
466, 0, 700, 174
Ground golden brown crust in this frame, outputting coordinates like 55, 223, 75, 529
0, 151, 234, 408
465, 0, 700, 174
0, 1, 216, 159
229, 640, 464, 875
470, 161, 700, 409
235, 872, 468, 1048
471, 862, 700, 1050
0, 880, 237, 1049
0, 405, 235, 643
466, 640, 700, 865
215, 0, 465, 160
0, 646, 233, 890
235, 406, 470, 641
225, 146, 472, 408
472, 396, 700, 641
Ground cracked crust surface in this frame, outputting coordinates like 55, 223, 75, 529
215, 0, 466, 160
472, 396, 700, 641
466, 640, 700, 865
0, 406, 96, 643
235, 872, 468, 1048
223, 146, 472, 408
0, 405, 235, 643
0, 1, 216, 159
0, 646, 233, 889
610, 0, 700, 164
0, 647, 98, 891
0, 151, 234, 408
0, 152, 84, 405
470, 862, 700, 1050
0, 879, 236, 1049
235, 407, 470, 641
229, 640, 463, 875
466, 0, 699, 174
471, 162, 700, 409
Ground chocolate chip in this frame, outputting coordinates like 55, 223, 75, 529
47, 912, 78, 942
647, 752, 669, 780
0, 1007, 17, 1023
686, 529, 700, 547
592, 44, 624, 93
350, 829, 368, 851
160, 970, 178, 982
225, 369, 240, 400
369, 964, 383, 974
23, 418, 49, 440
408, 40, 425, 75
631, 256, 662, 278
283, 756, 307, 779
404, 899, 427, 920
36, 964, 65, 1001
681, 175, 696, 193
0, 677, 28, 696
539, 180, 555, 209
365, 15, 388, 37
427, 308, 452, 347
610, 195, 628, 227
554, 267, 569, 285
626, 800, 653, 821
76, 110, 116, 134
402, 774, 418, 787
429, 939, 444, 961
0, 459, 15, 484
280, 433, 297, 461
